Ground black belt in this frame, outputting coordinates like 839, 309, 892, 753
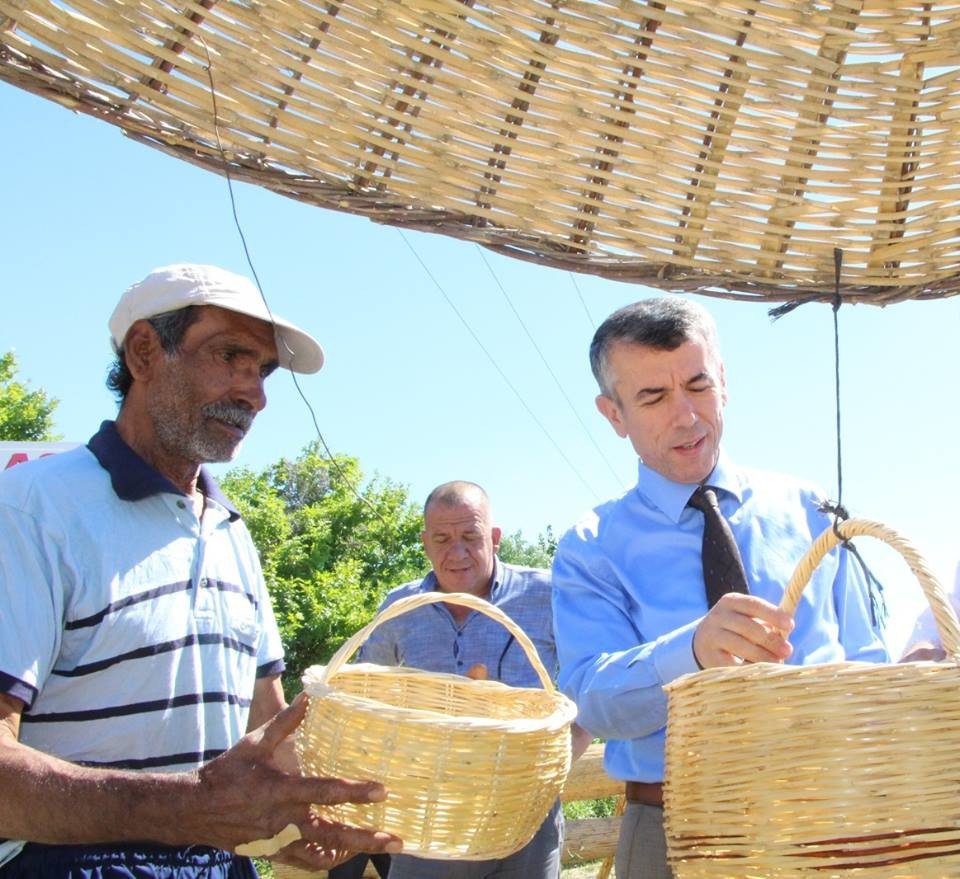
625, 780, 663, 807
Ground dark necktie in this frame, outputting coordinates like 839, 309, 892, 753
687, 485, 749, 608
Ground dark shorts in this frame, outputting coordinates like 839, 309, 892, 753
0, 842, 259, 878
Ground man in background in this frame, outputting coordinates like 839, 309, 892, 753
358, 480, 590, 879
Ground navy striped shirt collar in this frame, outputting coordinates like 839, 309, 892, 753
87, 420, 240, 520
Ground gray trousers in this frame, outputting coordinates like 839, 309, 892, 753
615, 803, 673, 879
385, 799, 563, 879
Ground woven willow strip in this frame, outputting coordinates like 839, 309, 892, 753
3, 0, 960, 302
294, 591, 576, 860
664, 518, 960, 878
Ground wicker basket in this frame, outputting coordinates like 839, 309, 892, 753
663, 518, 960, 878
3, 0, 960, 302
296, 591, 576, 860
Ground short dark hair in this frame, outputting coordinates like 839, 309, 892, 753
589, 297, 720, 398
106, 306, 202, 402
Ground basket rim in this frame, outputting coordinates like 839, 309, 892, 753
302, 663, 578, 732
322, 592, 558, 691
307, 660, 552, 690
665, 655, 960, 693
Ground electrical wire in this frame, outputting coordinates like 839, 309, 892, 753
399, 230, 601, 501
569, 271, 598, 329
474, 246, 621, 487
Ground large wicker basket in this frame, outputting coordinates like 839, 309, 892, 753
296, 591, 577, 860
3, 0, 960, 302
664, 518, 960, 878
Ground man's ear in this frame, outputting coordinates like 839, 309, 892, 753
595, 394, 628, 439
122, 320, 164, 382
490, 526, 502, 554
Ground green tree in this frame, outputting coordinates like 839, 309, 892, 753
0, 351, 60, 441
221, 443, 425, 693
498, 526, 557, 569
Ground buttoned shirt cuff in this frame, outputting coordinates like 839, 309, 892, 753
651, 618, 702, 685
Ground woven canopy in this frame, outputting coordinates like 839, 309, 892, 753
3, 0, 959, 303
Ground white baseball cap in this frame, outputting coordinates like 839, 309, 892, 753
109, 264, 324, 374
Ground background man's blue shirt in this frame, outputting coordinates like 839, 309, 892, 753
552, 451, 888, 784
359, 559, 556, 688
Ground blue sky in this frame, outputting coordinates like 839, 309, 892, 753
4, 81, 958, 652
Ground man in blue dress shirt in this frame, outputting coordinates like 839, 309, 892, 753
359, 480, 589, 879
552, 297, 889, 879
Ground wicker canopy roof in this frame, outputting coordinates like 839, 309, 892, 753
3, 0, 959, 303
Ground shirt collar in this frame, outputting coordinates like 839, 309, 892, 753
87, 420, 241, 520
635, 448, 744, 523
421, 557, 503, 597
490, 557, 504, 596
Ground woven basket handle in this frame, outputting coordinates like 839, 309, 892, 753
319, 591, 556, 691
779, 518, 960, 657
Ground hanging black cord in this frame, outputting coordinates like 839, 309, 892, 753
831, 248, 846, 529
817, 249, 886, 629
819, 495, 888, 630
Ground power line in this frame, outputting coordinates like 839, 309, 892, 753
475, 246, 622, 488
569, 272, 597, 329
398, 231, 601, 502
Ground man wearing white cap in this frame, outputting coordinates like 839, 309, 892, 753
0, 265, 401, 878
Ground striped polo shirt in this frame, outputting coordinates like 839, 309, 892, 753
0, 420, 284, 774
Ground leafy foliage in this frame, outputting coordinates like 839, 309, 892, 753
0, 351, 60, 441
498, 526, 557, 569
562, 794, 618, 820
221, 443, 425, 694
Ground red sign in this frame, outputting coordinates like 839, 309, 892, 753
1, 442, 79, 471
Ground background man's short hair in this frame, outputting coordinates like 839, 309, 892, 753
589, 297, 720, 398
423, 480, 489, 517
106, 306, 202, 402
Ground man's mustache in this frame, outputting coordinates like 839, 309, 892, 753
202, 400, 255, 433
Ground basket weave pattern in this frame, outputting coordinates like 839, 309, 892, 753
297, 591, 576, 860
2, 0, 959, 302
664, 519, 960, 878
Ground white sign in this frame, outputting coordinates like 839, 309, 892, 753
1, 441, 79, 471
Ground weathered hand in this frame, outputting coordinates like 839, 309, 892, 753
269, 810, 401, 870
692, 593, 794, 668
192, 694, 402, 862
272, 838, 355, 870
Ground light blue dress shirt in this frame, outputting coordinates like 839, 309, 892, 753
552, 451, 889, 784
359, 560, 556, 687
